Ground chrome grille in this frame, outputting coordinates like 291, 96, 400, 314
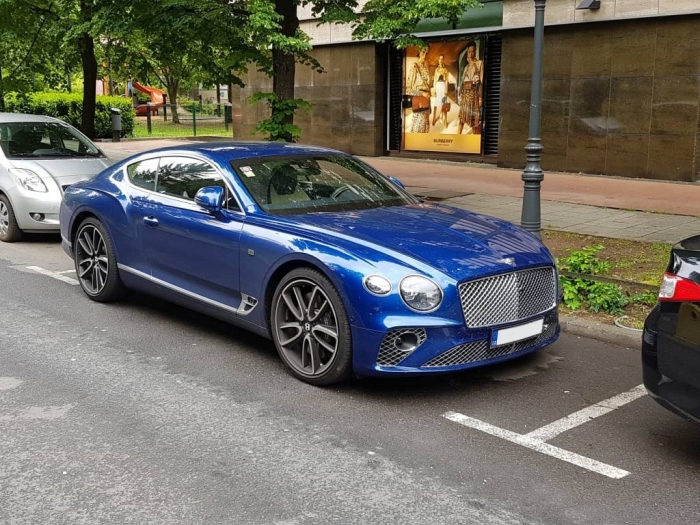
422, 321, 558, 368
458, 267, 557, 328
376, 328, 427, 367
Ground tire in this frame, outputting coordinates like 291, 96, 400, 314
0, 194, 23, 242
74, 217, 125, 302
271, 267, 353, 386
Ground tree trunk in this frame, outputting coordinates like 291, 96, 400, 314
272, 0, 298, 141
166, 80, 179, 124
0, 66, 5, 112
78, 31, 97, 139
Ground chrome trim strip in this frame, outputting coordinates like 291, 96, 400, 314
61, 234, 72, 248
237, 294, 259, 316
117, 263, 242, 315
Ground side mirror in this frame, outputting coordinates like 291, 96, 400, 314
386, 175, 405, 189
194, 186, 225, 212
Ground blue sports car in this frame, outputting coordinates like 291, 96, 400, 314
60, 142, 560, 385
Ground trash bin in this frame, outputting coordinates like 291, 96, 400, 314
110, 108, 122, 142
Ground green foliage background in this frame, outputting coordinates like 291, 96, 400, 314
5, 92, 136, 139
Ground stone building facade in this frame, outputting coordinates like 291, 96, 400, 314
229, 0, 700, 181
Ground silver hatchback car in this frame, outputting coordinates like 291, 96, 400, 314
0, 113, 111, 242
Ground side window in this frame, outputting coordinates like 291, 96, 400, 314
157, 156, 239, 211
127, 158, 159, 191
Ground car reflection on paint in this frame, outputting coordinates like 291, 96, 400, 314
59, 142, 560, 386
642, 234, 700, 425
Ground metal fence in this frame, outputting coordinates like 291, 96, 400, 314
133, 103, 234, 138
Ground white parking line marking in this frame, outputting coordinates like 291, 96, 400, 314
444, 412, 630, 479
26, 266, 79, 286
56, 270, 76, 275
524, 384, 647, 442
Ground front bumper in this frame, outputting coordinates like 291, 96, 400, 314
6, 185, 62, 232
352, 309, 559, 377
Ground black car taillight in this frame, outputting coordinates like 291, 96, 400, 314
658, 272, 700, 302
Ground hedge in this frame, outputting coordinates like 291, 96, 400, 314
4, 92, 136, 139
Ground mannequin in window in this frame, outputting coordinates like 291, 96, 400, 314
458, 42, 484, 135
432, 54, 449, 128
406, 47, 431, 133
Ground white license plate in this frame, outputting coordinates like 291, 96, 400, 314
491, 319, 544, 347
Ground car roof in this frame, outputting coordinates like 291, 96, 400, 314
139, 141, 347, 163
0, 112, 62, 124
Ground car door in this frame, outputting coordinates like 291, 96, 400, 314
139, 155, 244, 312
122, 157, 161, 276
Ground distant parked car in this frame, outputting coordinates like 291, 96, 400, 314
60, 142, 560, 385
642, 235, 700, 425
0, 113, 110, 242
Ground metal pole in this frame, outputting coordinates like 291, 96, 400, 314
192, 104, 197, 136
520, 0, 547, 239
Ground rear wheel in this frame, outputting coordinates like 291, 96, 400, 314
74, 217, 125, 302
271, 268, 353, 386
0, 195, 23, 242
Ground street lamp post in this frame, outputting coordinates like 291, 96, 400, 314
520, 0, 547, 239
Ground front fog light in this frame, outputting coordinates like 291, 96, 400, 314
30, 213, 45, 221
400, 275, 443, 312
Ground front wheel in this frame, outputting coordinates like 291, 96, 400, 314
74, 217, 125, 302
0, 194, 23, 242
271, 268, 353, 386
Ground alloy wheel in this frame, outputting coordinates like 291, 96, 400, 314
75, 224, 109, 295
274, 278, 340, 377
0, 201, 8, 237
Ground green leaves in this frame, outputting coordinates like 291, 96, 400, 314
557, 245, 654, 316
250, 92, 310, 142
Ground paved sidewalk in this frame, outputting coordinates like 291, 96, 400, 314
99, 139, 700, 245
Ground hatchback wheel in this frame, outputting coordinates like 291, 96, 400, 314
0, 195, 23, 242
271, 268, 352, 386
74, 217, 125, 302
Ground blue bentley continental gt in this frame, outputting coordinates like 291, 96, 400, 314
60, 142, 560, 385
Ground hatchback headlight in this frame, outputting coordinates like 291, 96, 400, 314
400, 276, 443, 312
9, 168, 48, 193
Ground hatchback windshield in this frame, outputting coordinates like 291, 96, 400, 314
231, 155, 417, 214
0, 121, 103, 159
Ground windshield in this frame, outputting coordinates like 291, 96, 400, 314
231, 155, 417, 215
0, 121, 104, 159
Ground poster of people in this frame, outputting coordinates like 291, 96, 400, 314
403, 40, 485, 154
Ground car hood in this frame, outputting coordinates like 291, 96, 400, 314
11, 157, 110, 185
291, 203, 554, 280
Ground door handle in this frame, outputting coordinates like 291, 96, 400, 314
143, 216, 159, 227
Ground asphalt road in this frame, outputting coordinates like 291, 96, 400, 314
1, 236, 699, 525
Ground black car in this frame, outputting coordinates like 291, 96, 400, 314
642, 235, 700, 425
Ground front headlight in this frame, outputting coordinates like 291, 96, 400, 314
400, 275, 443, 312
9, 168, 48, 193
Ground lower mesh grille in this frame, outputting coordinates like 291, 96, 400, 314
376, 328, 427, 367
422, 321, 558, 368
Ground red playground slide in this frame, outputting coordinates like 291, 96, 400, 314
132, 81, 166, 104
132, 81, 166, 115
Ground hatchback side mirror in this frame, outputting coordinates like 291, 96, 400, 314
194, 186, 224, 212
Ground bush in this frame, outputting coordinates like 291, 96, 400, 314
4, 92, 135, 139
557, 246, 628, 315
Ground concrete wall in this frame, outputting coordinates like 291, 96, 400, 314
498, 15, 700, 181
504, 0, 700, 28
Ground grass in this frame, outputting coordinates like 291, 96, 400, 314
132, 116, 233, 139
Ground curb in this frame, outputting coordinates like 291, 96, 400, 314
559, 314, 641, 349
